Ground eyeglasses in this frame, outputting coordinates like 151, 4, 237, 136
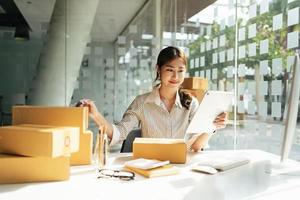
97, 169, 135, 181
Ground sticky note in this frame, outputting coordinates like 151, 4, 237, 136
248, 23, 256, 38
213, 53, 218, 64
287, 31, 299, 49
239, 45, 246, 59
288, 7, 299, 27
228, 15, 235, 27
200, 71, 205, 77
190, 58, 195, 69
207, 25, 212, 35
258, 101, 268, 117
272, 102, 281, 118
227, 66, 234, 78
227, 48, 234, 61
206, 40, 211, 51
238, 64, 246, 77
260, 0, 269, 14
271, 80, 282, 95
248, 42, 256, 57
219, 51, 225, 63
249, 4, 257, 19
220, 35, 226, 47
273, 13, 283, 31
201, 43, 205, 52
117, 36, 126, 44
260, 39, 269, 55
212, 68, 218, 80
206, 70, 211, 80
259, 60, 269, 75
272, 58, 282, 75
238, 27, 246, 41
259, 81, 268, 95
213, 37, 218, 49
195, 58, 200, 68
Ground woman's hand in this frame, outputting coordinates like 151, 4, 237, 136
76, 99, 113, 139
77, 99, 99, 120
213, 112, 228, 130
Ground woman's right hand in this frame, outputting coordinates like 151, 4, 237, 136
77, 99, 99, 120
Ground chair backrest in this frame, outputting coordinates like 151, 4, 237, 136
120, 129, 142, 153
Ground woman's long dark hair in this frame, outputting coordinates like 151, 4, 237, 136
155, 46, 192, 110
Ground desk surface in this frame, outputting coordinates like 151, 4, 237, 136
1, 150, 300, 200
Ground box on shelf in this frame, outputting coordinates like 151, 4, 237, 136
182, 77, 208, 90
181, 89, 206, 103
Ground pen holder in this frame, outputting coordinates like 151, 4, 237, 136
93, 126, 109, 169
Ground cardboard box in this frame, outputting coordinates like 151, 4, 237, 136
0, 125, 79, 157
133, 138, 187, 164
0, 154, 69, 184
182, 77, 208, 90
181, 89, 206, 103
70, 130, 93, 165
12, 106, 89, 134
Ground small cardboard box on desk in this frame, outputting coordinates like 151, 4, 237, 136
12, 106, 93, 166
133, 138, 187, 164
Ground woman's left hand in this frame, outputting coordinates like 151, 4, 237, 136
213, 112, 228, 130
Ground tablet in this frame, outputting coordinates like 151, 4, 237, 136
186, 90, 234, 134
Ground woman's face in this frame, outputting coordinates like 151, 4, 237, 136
159, 57, 186, 89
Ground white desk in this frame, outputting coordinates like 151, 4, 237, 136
1, 150, 300, 200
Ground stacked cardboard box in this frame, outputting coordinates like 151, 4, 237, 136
181, 77, 208, 103
0, 106, 93, 184
12, 106, 93, 165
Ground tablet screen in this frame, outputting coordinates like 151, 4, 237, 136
186, 90, 234, 134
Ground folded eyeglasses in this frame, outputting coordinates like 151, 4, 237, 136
97, 169, 135, 181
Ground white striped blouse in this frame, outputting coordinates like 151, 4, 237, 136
110, 86, 199, 145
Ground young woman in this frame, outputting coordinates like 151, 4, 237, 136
80, 46, 227, 152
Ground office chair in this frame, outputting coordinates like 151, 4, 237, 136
120, 129, 142, 153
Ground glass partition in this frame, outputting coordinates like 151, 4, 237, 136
184, 0, 300, 161
1, 0, 299, 159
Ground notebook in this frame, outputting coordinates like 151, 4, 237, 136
124, 158, 170, 170
125, 164, 179, 178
